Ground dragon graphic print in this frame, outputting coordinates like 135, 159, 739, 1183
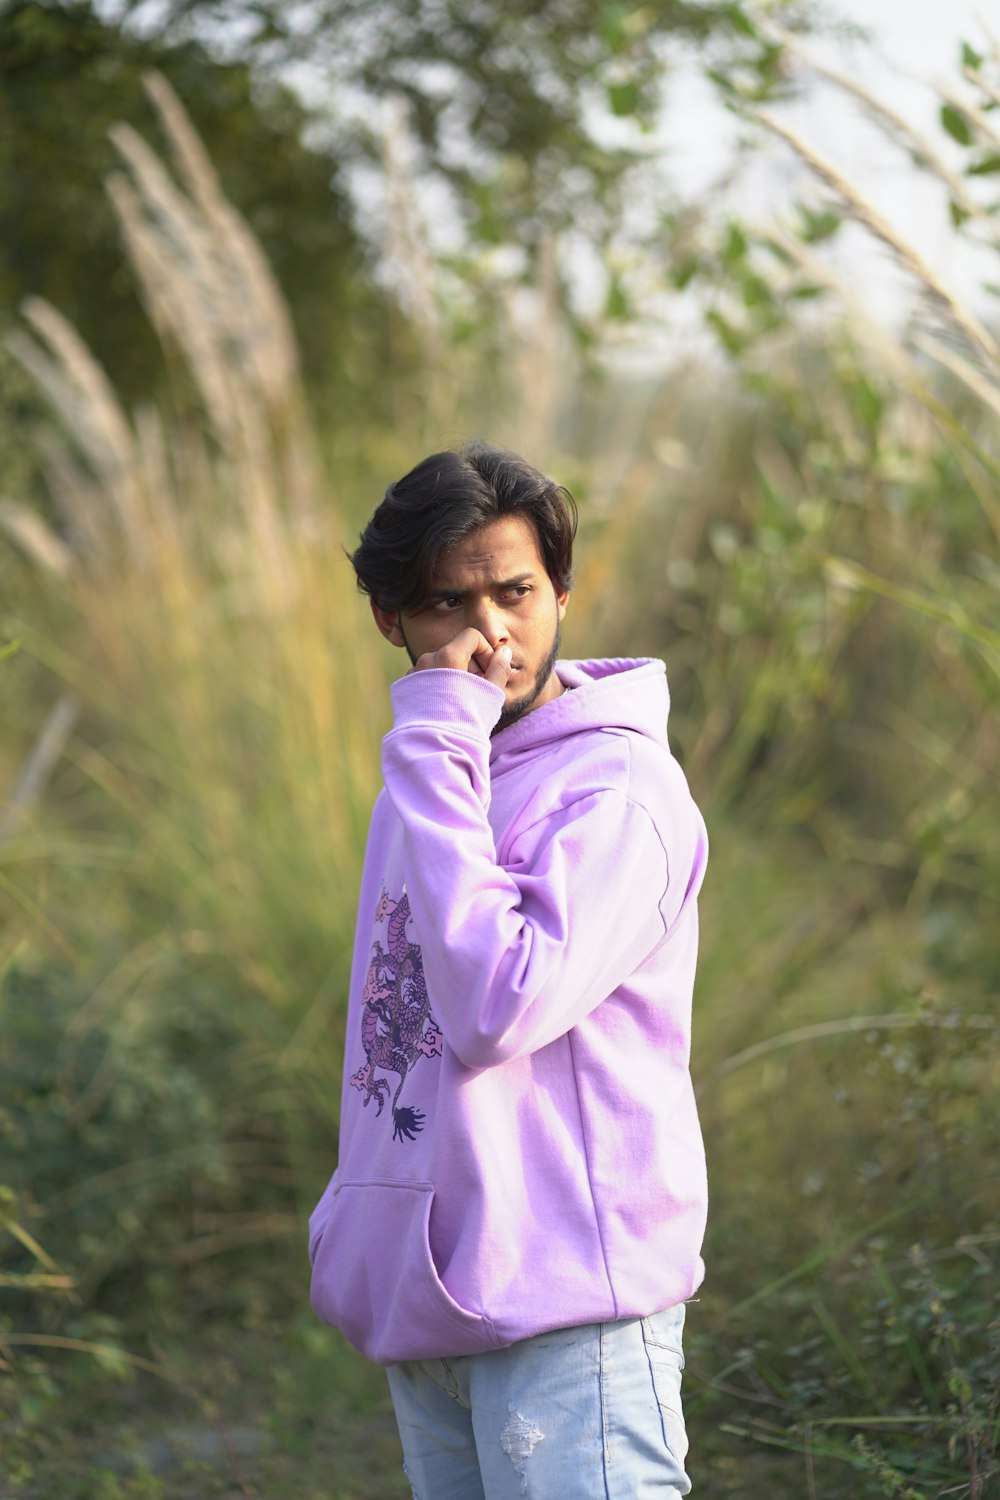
350, 887, 442, 1141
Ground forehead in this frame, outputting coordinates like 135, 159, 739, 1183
432, 514, 544, 584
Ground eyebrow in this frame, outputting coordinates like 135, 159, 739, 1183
426, 571, 537, 601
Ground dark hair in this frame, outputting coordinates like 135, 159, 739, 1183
350, 442, 578, 613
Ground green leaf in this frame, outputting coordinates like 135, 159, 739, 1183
740, 270, 773, 310
672, 254, 700, 290
0, 637, 21, 664
706, 308, 746, 356
960, 41, 984, 70
853, 378, 883, 430
940, 104, 972, 146
598, 4, 629, 53
723, 222, 748, 266
608, 80, 640, 117
604, 275, 630, 320
800, 207, 842, 244
91, 1342, 131, 1379
765, 237, 796, 268
968, 153, 1000, 176
723, 3, 758, 38
949, 200, 971, 229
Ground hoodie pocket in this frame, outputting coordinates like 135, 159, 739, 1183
310, 1179, 500, 1364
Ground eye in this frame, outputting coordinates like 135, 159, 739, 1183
501, 585, 532, 602
433, 594, 464, 611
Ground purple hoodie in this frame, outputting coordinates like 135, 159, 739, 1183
308, 657, 709, 1365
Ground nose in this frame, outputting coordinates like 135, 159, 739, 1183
470, 599, 510, 650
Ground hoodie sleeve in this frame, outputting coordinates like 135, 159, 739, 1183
381, 668, 673, 1070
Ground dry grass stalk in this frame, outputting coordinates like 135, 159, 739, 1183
143, 70, 301, 407
0, 501, 74, 580
8, 72, 341, 619
911, 331, 1000, 423
712, 1009, 996, 1080
103, 154, 244, 450
762, 225, 915, 382
0, 66, 395, 1141
103, 140, 298, 610
106, 72, 328, 606
764, 22, 985, 224
0, 694, 80, 845
762, 227, 1000, 468
33, 431, 108, 562
11, 300, 136, 482
9, 300, 151, 568
963, 65, 1000, 113
755, 109, 1000, 372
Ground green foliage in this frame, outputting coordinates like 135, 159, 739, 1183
608, 79, 642, 118
0, 345, 50, 510
99, 0, 812, 258
690, 1245, 999, 1498
0, 1306, 406, 1497
679, 796, 999, 1496
0, 963, 256, 1320
0, 0, 377, 403
940, 103, 972, 146
967, 153, 1000, 177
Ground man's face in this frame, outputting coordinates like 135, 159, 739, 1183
371, 514, 569, 732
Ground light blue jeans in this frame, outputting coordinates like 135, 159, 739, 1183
385, 1303, 691, 1498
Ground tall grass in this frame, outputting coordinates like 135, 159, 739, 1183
666, 35, 999, 1499
2, 73, 391, 1151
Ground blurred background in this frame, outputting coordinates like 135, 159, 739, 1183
1, 2, 998, 1496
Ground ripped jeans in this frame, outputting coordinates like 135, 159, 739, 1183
385, 1303, 691, 1499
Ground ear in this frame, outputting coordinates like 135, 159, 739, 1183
370, 598, 407, 648
555, 586, 570, 623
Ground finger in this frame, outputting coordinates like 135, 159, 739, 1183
467, 632, 497, 671
444, 628, 492, 671
414, 628, 492, 674
483, 643, 513, 688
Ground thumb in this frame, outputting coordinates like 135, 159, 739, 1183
483, 643, 513, 688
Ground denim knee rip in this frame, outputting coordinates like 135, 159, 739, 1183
499, 1402, 546, 1493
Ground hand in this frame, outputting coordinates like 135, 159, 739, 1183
410, 628, 513, 688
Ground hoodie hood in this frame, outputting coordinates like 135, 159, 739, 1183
489, 656, 671, 765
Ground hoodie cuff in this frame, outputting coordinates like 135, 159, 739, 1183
390, 669, 505, 739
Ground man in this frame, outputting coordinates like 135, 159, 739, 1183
309, 443, 709, 1498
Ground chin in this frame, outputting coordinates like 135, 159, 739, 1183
494, 684, 541, 732
494, 630, 561, 733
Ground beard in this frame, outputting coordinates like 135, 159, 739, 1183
492, 623, 561, 734
397, 620, 562, 736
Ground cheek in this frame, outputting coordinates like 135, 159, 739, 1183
530, 601, 560, 634
413, 617, 454, 651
